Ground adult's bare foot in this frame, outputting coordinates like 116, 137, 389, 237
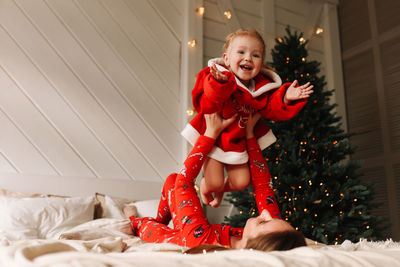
123, 205, 137, 218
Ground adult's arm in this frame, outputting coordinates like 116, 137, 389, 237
247, 137, 282, 219
174, 113, 236, 246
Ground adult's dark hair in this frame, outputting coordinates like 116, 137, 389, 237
184, 230, 306, 254
245, 230, 306, 252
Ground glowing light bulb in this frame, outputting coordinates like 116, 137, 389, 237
186, 108, 195, 116
188, 40, 197, 48
224, 10, 232, 19
196, 7, 205, 15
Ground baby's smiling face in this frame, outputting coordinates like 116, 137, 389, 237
223, 35, 264, 87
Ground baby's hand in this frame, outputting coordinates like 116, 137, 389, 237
284, 80, 314, 104
210, 64, 229, 83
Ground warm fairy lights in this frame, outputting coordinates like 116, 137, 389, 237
224, 10, 232, 19
315, 26, 324, 35
186, 107, 195, 116
299, 37, 305, 43
188, 40, 197, 48
194, 184, 200, 192
196, 7, 205, 15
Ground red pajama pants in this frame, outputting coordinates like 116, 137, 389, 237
129, 136, 281, 248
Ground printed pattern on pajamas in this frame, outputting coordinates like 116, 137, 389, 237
129, 136, 281, 248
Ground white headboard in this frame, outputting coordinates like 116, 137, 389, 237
0, 173, 163, 200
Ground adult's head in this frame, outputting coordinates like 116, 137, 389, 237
186, 210, 306, 253
241, 210, 306, 251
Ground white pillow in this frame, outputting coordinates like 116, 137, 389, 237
102, 196, 160, 220
133, 199, 173, 228
102, 197, 172, 227
103, 195, 127, 219
133, 199, 160, 218
0, 196, 95, 241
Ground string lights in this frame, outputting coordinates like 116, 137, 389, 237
196, 6, 205, 16
224, 10, 232, 19
315, 26, 324, 35
186, 107, 195, 116
188, 39, 197, 48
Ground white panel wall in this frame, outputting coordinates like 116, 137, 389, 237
0, 0, 186, 197
0, 0, 340, 206
202, 0, 325, 67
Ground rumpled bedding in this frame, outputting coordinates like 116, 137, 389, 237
1, 218, 399, 267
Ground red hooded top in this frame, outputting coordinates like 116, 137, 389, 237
181, 58, 306, 164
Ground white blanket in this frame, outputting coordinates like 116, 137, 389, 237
1, 219, 399, 267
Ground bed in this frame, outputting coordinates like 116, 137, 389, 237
0, 187, 399, 267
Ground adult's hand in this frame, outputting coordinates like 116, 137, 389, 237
245, 113, 262, 139
204, 113, 236, 139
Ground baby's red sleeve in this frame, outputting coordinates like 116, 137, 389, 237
192, 67, 236, 114
247, 138, 282, 219
259, 82, 307, 121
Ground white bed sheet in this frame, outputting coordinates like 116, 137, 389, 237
0, 218, 399, 267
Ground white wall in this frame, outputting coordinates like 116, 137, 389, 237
0, 0, 342, 206
0, 0, 190, 198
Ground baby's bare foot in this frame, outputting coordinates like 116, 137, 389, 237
209, 191, 224, 208
200, 178, 214, 205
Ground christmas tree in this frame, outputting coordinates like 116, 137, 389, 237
224, 27, 386, 244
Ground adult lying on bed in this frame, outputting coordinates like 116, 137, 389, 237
124, 112, 306, 252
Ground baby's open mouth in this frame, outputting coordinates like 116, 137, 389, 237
240, 65, 253, 71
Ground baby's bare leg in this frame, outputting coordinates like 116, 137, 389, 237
225, 163, 251, 191
200, 157, 225, 205
209, 163, 250, 208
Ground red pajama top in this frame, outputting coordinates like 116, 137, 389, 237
181, 58, 307, 164
129, 135, 281, 248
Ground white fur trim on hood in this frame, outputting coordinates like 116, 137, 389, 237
208, 58, 282, 98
